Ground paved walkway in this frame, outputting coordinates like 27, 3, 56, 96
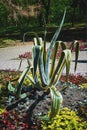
0, 44, 87, 76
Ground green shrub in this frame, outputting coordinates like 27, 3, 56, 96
0, 38, 15, 47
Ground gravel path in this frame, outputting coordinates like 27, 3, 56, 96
0, 44, 87, 76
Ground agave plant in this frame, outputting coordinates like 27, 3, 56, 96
8, 9, 79, 120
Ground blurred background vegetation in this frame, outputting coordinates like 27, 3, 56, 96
0, 0, 87, 41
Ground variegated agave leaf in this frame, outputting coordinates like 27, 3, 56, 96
39, 86, 63, 121
50, 52, 65, 85
16, 66, 30, 97
8, 81, 16, 93
63, 49, 72, 82
69, 40, 79, 71
49, 41, 60, 78
49, 86, 63, 119
50, 41, 66, 78
18, 58, 22, 71
50, 49, 72, 86
32, 45, 41, 78
45, 9, 66, 80
43, 16, 47, 70
38, 47, 48, 86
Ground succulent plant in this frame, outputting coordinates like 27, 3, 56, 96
8, 9, 79, 121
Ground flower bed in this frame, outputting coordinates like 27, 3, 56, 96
0, 70, 87, 129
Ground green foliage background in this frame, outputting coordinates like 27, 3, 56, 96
0, 0, 86, 35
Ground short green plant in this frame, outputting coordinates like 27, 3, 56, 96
41, 107, 87, 130
79, 83, 87, 89
0, 108, 6, 114
0, 38, 15, 48
8, 9, 79, 121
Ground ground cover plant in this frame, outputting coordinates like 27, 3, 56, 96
0, 10, 87, 129
41, 107, 87, 130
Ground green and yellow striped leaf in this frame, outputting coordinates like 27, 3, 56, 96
49, 86, 63, 119
45, 9, 66, 79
